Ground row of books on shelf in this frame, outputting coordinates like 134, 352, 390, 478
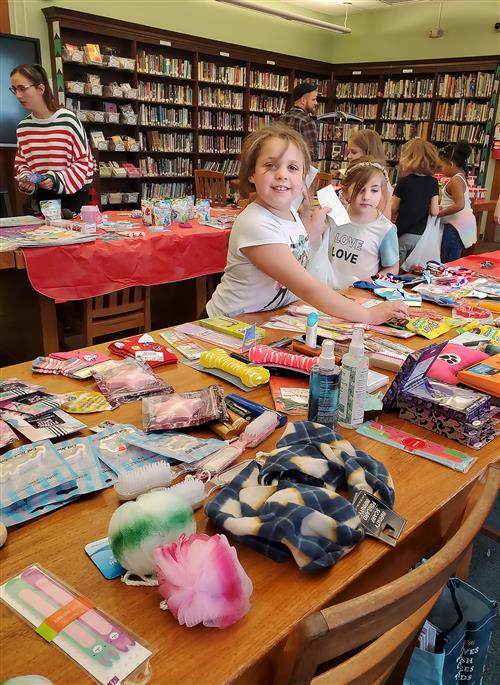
138, 131, 193, 152
381, 121, 429, 140
138, 104, 191, 128
382, 141, 402, 161
139, 157, 193, 177
198, 111, 244, 130
136, 51, 192, 78
248, 114, 275, 130
335, 102, 378, 119
198, 62, 246, 85
250, 72, 289, 91
318, 122, 337, 140
249, 94, 287, 113
336, 82, 378, 99
381, 101, 431, 120
101, 192, 139, 205
198, 134, 243, 154
436, 72, 494, 98
431, 123, 486, 145
62, 42, 135, 70
199, 88, 244, 109
142, 181, 193, 199
383, 78, 434, 98
201, 159, 240, 175
434, 100, 490, 122
137, 82, 193, 104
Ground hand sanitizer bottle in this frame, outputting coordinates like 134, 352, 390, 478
307, 339, 340, 428
338, 327, 368, 429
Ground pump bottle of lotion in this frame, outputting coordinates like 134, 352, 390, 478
338, 327, 368, 429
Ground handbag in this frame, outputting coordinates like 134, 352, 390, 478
402, 215, 442, 272
404, 577, 497, 685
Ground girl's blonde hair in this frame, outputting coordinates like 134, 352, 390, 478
348, 129, 386, 164
239, 124, 311, 197
341, 157, 388, 206
400, 138, 440, 175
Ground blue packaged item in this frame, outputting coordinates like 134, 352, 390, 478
122, 430, 225, 464
91, 424, 171, 475
54, 436, 114, 494
85, 537, 126, 579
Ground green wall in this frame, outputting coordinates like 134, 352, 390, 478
332, 1, 500, 64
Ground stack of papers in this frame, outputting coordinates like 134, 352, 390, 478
0, 225, 97, 250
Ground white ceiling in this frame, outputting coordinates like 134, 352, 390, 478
285, 0, 455, 17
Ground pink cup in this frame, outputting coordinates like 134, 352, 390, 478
81, 205, 102, 224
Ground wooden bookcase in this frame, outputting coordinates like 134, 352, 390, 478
43, 7, 498, 208
44, 6, 332, 209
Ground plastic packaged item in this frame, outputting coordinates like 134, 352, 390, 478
1, 410, 86, 442
406, 317, 451, 340
307, 339, 340, 429
159, 329, 204, 360
91, 358, 173, 408
141, 198, 153, 225
122, 430, 224, 464
452, 304, 494, 323
153, 199, 172, 227
171, 197, 189, 223
54, 436, 113, 494
338, 328, 369, 429
0, 390, 65, 416
195, 198, 210, 223
61, 391, 112, 413
143, 384, 228, 432
39, 199, 61, 221
0, 379, 45, 402
248, 345, 318, 374
0, 419, 18, 448
0, 565, 155, 685
108, 334, 177, 368
91, 424, 168, 476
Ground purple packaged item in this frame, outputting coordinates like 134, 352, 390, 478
383, 343, 494, 445
0, 379, 45, 403
92, 357, 173, 408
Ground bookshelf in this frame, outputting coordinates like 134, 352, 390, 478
44, 7, 498, 206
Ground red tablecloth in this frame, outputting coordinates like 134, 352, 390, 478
446, 250, 500, 278
21, 211, 234, 301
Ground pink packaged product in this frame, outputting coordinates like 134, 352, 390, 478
143, 384, 228, 432
248, 345, 318, 374
92, 358, 173, 408
0, 419, 18, 448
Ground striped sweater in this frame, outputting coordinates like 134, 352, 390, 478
15, 109, 94, 195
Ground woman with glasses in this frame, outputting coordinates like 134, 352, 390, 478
10, 64, 93, 213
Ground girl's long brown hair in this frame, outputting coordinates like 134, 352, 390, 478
10, 64, 59, 113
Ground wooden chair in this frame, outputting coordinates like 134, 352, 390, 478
195, 169, 227, 207
82, 286, 151, 346
313, 172, 334, 193
271, 463, 500, 685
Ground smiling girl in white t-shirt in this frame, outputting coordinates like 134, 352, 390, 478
207, 125, 407, 324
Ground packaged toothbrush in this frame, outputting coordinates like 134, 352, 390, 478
54, 436, 114, 494
122, 430, 225, 464
142, 385, 228, 432
0, 564, 155, 685
91, 424, 172, 475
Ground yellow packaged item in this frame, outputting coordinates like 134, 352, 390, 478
406, 317, 451, 340
200, 348, 270, 388
62, 390, 112, 413
461, 322, 500, 344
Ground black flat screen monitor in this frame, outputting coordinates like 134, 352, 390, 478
0, 32, 41, 148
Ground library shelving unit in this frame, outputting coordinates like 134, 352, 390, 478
44, 6, 332, 208
332, 58, 499, 186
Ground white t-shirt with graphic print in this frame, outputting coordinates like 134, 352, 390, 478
207, 202, 309, 317
327, 212, 399, 290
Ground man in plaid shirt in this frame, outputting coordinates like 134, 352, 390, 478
278, 82, 319, 164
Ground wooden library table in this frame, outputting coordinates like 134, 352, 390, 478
1, 308, 499, 685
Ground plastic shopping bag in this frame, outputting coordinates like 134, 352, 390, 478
402, 215, 442, 272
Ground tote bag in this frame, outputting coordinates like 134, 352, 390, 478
306, 229, 334, 286
402, 215, 442, 273
404, 578, 497, 685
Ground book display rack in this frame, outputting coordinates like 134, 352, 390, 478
44, 7, 498, 207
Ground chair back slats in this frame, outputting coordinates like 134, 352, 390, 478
272, 464, 500, 685
83, 286, 151, 346
195, 169, 227, 207
313, 172, 333, 193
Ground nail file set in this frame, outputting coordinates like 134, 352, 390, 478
0, 565, 154, 685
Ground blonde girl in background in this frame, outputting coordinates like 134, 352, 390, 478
206, 125, 407, 324
391, 139, 440, 265
326, 158, 399, 290
345, 129, 392, 218
438, 141, 477, 262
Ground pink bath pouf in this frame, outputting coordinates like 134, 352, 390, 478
154, 533, 253, 628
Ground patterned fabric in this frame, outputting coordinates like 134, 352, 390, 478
278, 107, 319, 163
206, 421, 395, 573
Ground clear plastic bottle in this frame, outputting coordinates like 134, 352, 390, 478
338, 327, 368, 429
307, 339, 340, 428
